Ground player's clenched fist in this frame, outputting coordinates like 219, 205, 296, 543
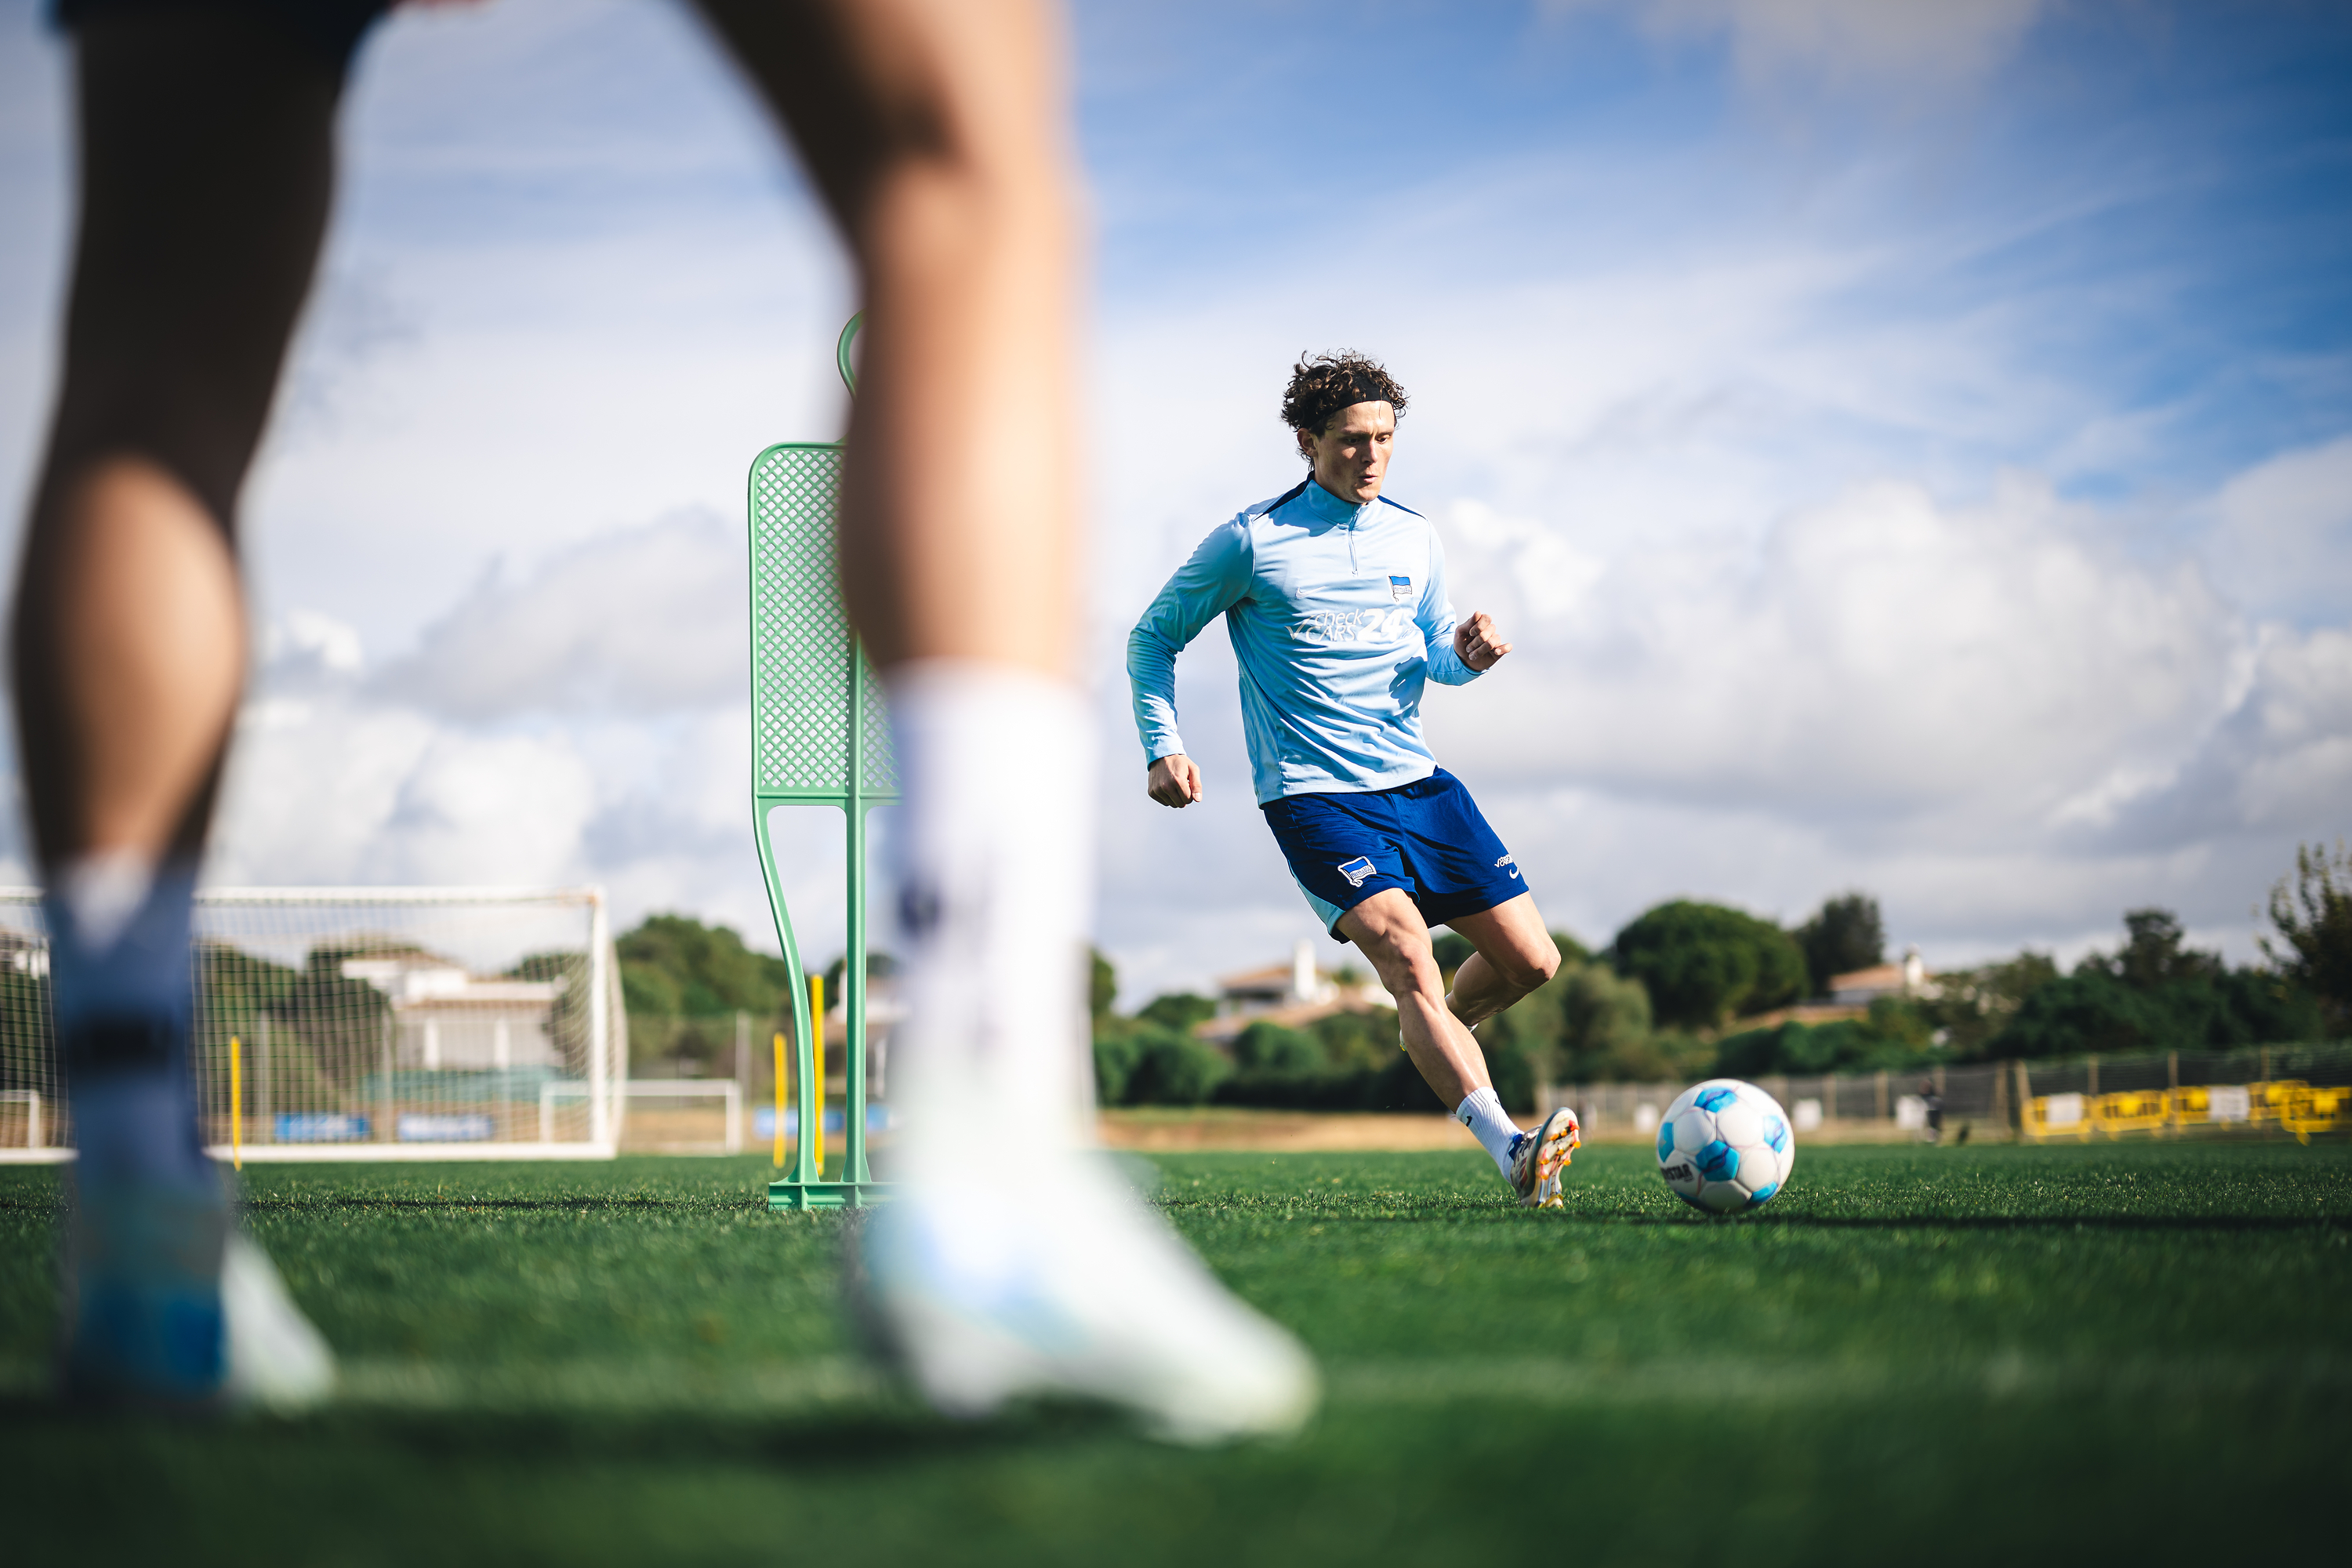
1454, 611, 1512, 671
1148, 753, 1203, 808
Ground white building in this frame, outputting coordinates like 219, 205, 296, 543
341, 950, 565, 1072
1196, 938, 1395, 1045
1828, 946, 1937, 1007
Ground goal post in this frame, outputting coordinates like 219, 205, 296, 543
0, 886, 628, 1164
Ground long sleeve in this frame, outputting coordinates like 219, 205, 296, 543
1127, 518, 1254, 764
1417, 525, 1479, 687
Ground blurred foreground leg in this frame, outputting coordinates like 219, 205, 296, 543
698, 0, 1315, 1439
13, 7, 363, 1407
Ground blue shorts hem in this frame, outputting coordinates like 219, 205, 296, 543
1416, 875, 1531, 930
1261, 769, 1525, 940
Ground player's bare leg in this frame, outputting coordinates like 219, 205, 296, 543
1443, 893, 1561, 1029
699, 0, 1316, 1441
1341, 889, 1577, 1207
1340, 889, 1490, 1105
13, 10, 352, 1406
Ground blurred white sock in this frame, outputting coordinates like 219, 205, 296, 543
58, 848, 158, 954
884, 661, 1097, 1187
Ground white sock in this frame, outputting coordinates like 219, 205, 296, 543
1455, 1087, 1522, 1175
884, 660, 1097, 1190
59, 848, 158, 953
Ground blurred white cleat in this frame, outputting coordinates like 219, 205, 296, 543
855, 1166, 1318, 1445
221, 1232, 336, 1412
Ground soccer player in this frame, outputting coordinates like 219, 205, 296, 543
19, 0, 1311, 1439
1127, 353, 1582, 1207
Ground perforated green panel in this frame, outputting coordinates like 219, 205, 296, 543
749, 445, 896, 795
749, 429, 893, 1211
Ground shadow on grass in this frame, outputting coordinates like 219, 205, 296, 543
0, 1388, 1138, 1470
1561, 1210, 2352, 1232
0, 1196, 780, 1217
240, 1213, 771, 1222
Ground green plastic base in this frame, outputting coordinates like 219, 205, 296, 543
767, 1178, 895, 1212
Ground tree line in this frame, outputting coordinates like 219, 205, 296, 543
611, 841, 2350, 1104
1088, 840, 2352, 1114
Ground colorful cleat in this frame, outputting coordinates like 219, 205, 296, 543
1507, 1106, 1581, 1209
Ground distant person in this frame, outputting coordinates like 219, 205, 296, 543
1921, 1080, 1944, 1143
1127, 354, 1581, 1207
21, 0, 1312, 1440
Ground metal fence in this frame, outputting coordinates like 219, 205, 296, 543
1541, 1040, 2352, 1143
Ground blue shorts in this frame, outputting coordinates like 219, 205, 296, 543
1261, 769, 1527, 940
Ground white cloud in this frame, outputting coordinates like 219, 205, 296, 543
375, 510, 743, 719
2208, 434, 2352, 626
365, 730, 601, 885
1555, 0, 2048, 92
1435, 474, 2248, 828
213, 596, 793, 959
2230, 628, 2352, 828
265, 609, 367, 681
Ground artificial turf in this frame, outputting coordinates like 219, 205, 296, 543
3, 1140, 2347, 1564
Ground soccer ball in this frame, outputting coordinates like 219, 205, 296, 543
1656, 1078, 1795, 1215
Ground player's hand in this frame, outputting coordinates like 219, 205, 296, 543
1148, 753, 1203, 808
1455, 612, 1512, 671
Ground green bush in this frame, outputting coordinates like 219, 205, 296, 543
1091, 1027, 1146, 1105
1232, 1020, 1325, 1073
1559, 964, 1653, 1080
1479, 1029, 1539, 1113
618, 913, 794, 1023
2263, 841, 2352, 1034
1986, 909, 2324, 1058
1611, 900, 1807, 1029
1795, 893, 1883, 996
1311, 1007, 1400, 1070
1716, 1018, 1926, 1076
1138, 992, 1216, 1033
1123, 1028, 1232, 1105
1432, 933, 1476, 975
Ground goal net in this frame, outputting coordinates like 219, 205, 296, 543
0, 887, 626, 1163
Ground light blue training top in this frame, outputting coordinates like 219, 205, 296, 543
1127, 476, 1482, 804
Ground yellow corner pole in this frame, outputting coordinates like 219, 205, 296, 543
229, 1035, 243, 1171
811, 973, 826, 1173
771, 1032, 786, 1167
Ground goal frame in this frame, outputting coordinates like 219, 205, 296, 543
0, 884, 626, 1165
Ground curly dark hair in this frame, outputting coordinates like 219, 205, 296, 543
1279, 350, 1409, 436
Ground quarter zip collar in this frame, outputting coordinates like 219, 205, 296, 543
1300, 477, 1376, 528
1299, 478, 1374, 572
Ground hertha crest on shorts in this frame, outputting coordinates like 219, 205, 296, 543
1337, 855, 1377, 887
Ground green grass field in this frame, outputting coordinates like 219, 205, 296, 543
5, 1140, 2348, 1564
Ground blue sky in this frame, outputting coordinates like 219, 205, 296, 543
1, 0, 2347, 1003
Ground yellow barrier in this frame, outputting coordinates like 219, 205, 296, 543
2024, 1077, 2347, 1143
2249, 1080, 2308, 1127
2022, 1092, 2092, 1142
2090, 1089, 2169, 1136
2281, 1083, 2352, 1145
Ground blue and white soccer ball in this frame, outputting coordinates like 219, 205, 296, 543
1656, 1078, 1795, 1215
